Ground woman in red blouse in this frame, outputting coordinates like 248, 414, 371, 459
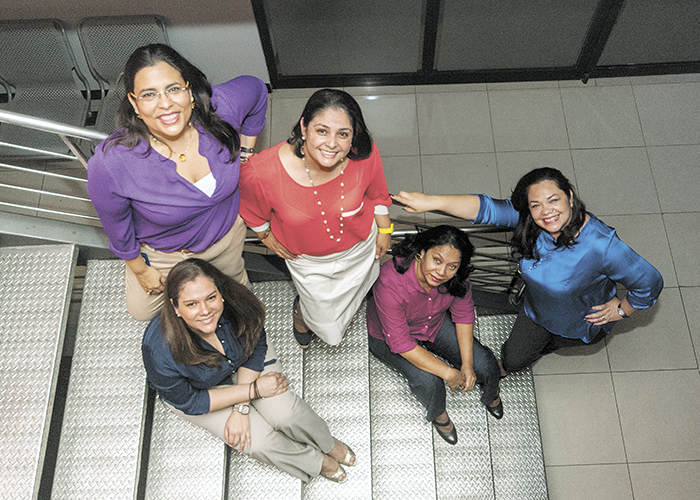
239, 89, 392, 348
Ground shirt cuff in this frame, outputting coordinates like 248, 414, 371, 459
374, 205, 389, 215
250, 222, 270, 232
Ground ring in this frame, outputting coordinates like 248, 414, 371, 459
147, 290, 153, 296
602, 315, 605, 320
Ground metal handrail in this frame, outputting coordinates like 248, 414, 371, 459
0, 110, 106, 222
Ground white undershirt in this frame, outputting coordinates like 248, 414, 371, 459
193, 172, 216, 197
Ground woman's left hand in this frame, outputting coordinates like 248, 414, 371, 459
460, 366, 477, 392
586, 297, 623, 326
375, 233, 391, 259
224, 410, 251, 452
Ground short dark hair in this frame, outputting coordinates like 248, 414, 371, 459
510, 167, 587, 260
160, 259, 264, 367
391, 225, 475, 298
104, 44, 240, 161
288, 89, 373, 161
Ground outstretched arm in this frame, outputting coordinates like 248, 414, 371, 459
391, 192, 481, 221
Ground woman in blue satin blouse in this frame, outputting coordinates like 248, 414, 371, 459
391, 167, 663, 374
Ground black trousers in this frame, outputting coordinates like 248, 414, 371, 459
501, 310, 608, 373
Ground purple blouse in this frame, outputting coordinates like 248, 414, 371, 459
87, 76, 268, 260
366, 259, 476, 354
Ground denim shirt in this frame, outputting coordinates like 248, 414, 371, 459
474, 194, 663, 342
142, 312, 268, 415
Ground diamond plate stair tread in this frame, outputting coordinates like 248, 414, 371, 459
145, 398, 226, 500
52, 260, 148, 500
0, 245, 76, 500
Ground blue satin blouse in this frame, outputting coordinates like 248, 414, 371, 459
474, 194, 663, 342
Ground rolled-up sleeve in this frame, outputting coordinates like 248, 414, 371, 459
241, 327, 268, 372
474, 194, 520, 228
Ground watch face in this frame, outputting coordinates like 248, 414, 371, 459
234, 404, 250, 415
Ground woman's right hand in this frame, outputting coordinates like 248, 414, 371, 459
258, 231, 298, 261
391, 191, 435, 214
255, 372, 290, 398
136, 265, 166, 296
445, 368, 466, 392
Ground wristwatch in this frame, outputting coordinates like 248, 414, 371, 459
617, 305, 628, 318
232, 404, 250, 415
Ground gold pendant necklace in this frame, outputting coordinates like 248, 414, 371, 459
303, 156, 346, 242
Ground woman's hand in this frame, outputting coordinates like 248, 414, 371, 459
445, 367, 466, 392
258, 231, 298, 261
254, 372, 290, 398
224, 410, 251, 452
460, 365, 477, 392
136, 266, 166, 296
586, 297, 624, 326
391, 191, 435, 214
375, 232, 391, 259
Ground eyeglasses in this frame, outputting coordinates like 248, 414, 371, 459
130, 82, 190, 103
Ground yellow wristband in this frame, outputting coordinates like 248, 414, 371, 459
377, 223, 394, 234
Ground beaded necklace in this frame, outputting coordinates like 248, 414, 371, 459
303, 155, 346, 242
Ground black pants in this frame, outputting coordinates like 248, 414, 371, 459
501, 310, 608, 373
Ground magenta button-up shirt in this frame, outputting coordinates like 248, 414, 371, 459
366, 259, 475, 355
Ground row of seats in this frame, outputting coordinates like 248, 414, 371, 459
0, 15, 169, 156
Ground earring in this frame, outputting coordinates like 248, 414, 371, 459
415, 255, 421, 261
191, 102, 195, 109
221, 298, 225, 303
176, 313, 181, 317
137, 114, 143, 119
301, 135, 306, 141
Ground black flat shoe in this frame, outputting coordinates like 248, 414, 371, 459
292, 296, 312, 349
433, 416, 458, 445
486, 397, 504, 420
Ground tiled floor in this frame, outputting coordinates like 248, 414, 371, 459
260, 74, 700, 499
2, 72, 699, 499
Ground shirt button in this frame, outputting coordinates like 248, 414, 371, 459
428, 316, 432, 319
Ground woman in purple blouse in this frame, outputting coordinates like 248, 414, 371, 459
366, 226, 503, 445
87, 44, 268, 321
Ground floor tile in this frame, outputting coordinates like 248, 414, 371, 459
381, 155, 425, 225
606, 287, 695, 371
420, 153, 499, 197
344, 85, 416, 96
561, 86, 645, 149
268, 96, 307, 146
415, 83, 487, 93
629, 461, 700, 500
496, 150, 575, 196
679, 287, 700, 364
647, 145, 700, 213
357, 94, 419, 156
416, 91, 493, 155
572, 148, 659, 216
603, 214, 677, 288
664, 213, 700, 287
634, 82, 700, 146
486, 81, 560, 91
489, 88, 569, 152
532, 341, 610, 376
614, 370, 700, 462
534, 373, 626, 466
546, 464, 633, 500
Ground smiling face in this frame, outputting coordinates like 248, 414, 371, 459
415, 244, 462, 291
172, 276, 223, 337
300, 107, 353, 171
527, 180, 573, 239
128, 61, 194, 142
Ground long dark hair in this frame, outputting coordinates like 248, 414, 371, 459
392, 225, 475, 298
161, 259, 264, 367
103, 44, 240, 162
287, 88, 373, 161
510, 167, 587, 260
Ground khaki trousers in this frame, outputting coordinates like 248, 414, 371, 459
125, 215, 249, 321
164, 342, 335, 482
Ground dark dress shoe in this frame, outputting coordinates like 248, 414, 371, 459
292, 296, 312, 349
486, 398, 504, 419
433, 417, 458, 445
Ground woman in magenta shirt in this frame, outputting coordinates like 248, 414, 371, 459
366, 225, 503, 445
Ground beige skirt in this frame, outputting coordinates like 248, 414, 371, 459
286, 222, 379, 346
